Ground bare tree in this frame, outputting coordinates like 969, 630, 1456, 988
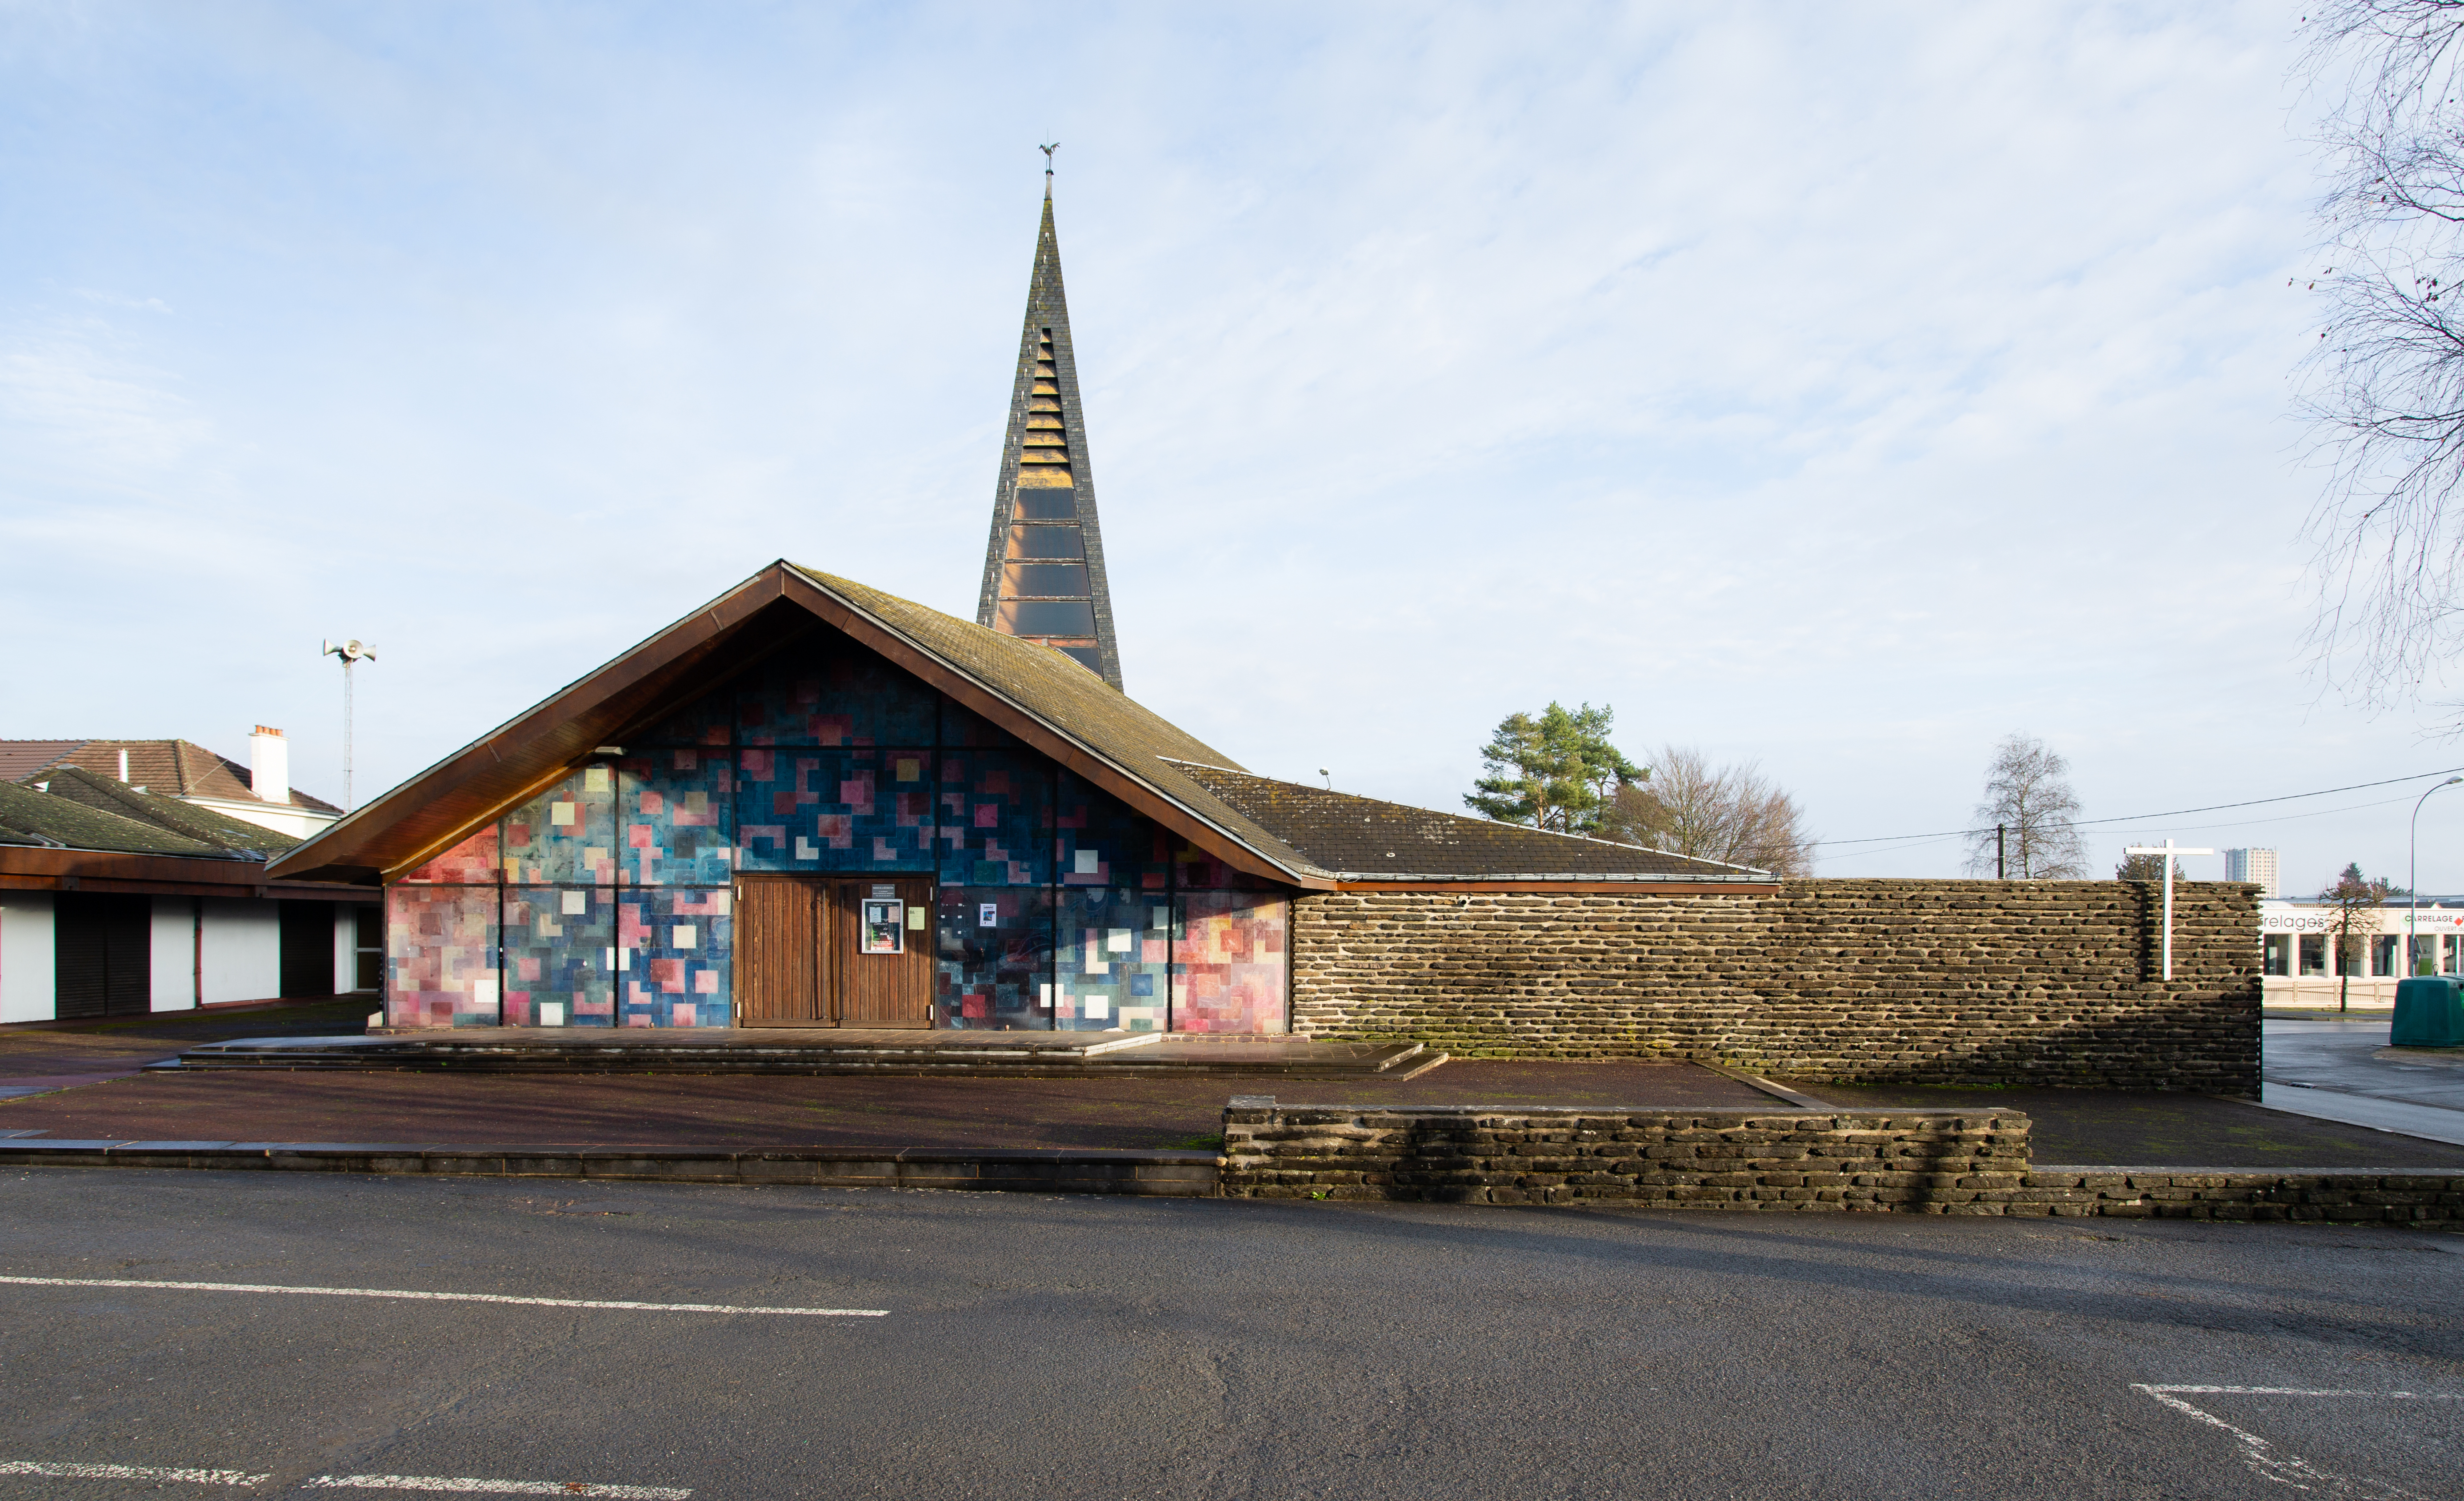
1604, 745, 1815, 877
1961, 734, 2088, 878
2298, 2, 2464, 718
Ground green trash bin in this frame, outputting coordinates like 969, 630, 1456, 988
2392, 976, 2464, 1047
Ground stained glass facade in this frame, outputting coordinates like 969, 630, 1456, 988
380, 626, 1288, 1032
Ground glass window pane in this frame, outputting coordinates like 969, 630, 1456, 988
997, 600, 1096, 636
936, 886, 1054, 1030
619, 750, 736, 886
503, 766, 618, 886
397, 826, 498, 884
2300, 934, 2326, 974
385, 886, 499, 1029
736, 631, 937, 747
1013, 488, 1077, 520
1056, 888, 1168, 1032
736, 748, 937, 873
505, 886, 614, 1027
937, 749, 1052, 886
1057, 771, 1168, 890
632, 686, 733, 747
1173, 892, 1288, 1034
617, 888, 732, 1027
1007, 525, 1085, 560
2263, 934, 2289, 977
1004, 562, 1087, 596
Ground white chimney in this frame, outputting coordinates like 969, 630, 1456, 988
249, 725, 289, 804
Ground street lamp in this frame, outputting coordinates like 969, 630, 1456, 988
321, 638, 376, 811
2409, 775, 2464, 974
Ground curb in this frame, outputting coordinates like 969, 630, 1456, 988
0, 1141, 1220, 1196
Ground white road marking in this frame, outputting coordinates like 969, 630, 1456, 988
2132, 1384, 2460, 1500
304, 1476, 689, 1497
0, 1275, 886, 1317
0, 1459, 269, 1484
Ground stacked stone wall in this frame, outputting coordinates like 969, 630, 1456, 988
1290, 879, 2259, 1091
1220, 1106, 2028, 1207
1220, 1107, 2464, 1223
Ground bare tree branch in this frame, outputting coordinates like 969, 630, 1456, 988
1960, 734, 2088, 878
1604, 746, 1816, 877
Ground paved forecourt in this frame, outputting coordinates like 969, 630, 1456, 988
0, 1169, 2458, 1499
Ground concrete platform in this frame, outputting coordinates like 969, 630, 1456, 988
156, 1028, 1450, 1079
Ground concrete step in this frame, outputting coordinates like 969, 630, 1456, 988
152, 1031, 1449, 1080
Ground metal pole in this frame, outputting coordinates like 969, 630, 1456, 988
2409, 777, 2462, 974
1997, 824, 2006, 881
343, 657, 355, 812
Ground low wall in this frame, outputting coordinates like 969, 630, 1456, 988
1218, 1106, 2464, 1222
1291, 879, 2260, 1091
1220, 1105, 2030, 1208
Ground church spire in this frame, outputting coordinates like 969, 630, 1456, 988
976, 156, 1123, 689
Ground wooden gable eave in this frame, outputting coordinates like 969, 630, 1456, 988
268, 562, 1325, 891
266, 567, 804, 884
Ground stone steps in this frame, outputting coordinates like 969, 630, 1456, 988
152, 1031, 1449, 1080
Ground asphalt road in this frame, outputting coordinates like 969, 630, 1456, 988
2266, 1014, 2464, 1113
1, 1169, 2459, 1500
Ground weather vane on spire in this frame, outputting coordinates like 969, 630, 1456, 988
1040, 140, 1059, 194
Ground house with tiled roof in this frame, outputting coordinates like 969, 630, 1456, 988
0, 730, 342, 840
0, 758, 375, 1024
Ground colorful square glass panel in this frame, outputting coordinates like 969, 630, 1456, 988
736, 747, 937, 872
1054, 887, 1169, 1032
1172, 891, 1288, 1034
937, 749, 1050, 886
502, 767, 618, 886
397, 827, 498, 884
384, 886, 500, 1029
620, 750, 736, 886
503, 887, 614, 1027
934, 886, 1054, 1030
736, 634, 937, 747
1056, 771, 1169, 889
616, 887, 733, 1027
632, 686, 733, 747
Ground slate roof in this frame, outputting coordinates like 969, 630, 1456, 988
0, 778, 238, 858
803, 567, 1337, 882
1163, 762, 1771, 882
18, 766, 298, 859
0, 739, 341, 814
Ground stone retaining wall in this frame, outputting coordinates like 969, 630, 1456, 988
1290, 880, 2259, 1091
1219, 1106, 2464, 1224
2022, 1167, 2464, 1223
1220, 1105, 2032, 1209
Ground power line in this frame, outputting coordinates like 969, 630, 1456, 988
1811, 765, 2464, 849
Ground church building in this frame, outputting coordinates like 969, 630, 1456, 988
268, 179, 1758, 1034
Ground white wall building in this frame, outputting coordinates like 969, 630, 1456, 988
2224, 847, 2279, 898
2259, 896, 2464, 1008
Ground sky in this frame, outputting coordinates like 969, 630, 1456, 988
3, 0, 2453, 893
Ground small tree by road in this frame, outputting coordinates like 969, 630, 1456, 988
1463, 702, 1646, 837
1962, 734, 2088, 878
2320, 862, 2395, 1013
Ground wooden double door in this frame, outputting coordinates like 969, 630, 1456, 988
735, 875, 935, 1028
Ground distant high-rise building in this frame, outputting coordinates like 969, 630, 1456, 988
975, 170, 1122, 689
2224, 847, 2279, 897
